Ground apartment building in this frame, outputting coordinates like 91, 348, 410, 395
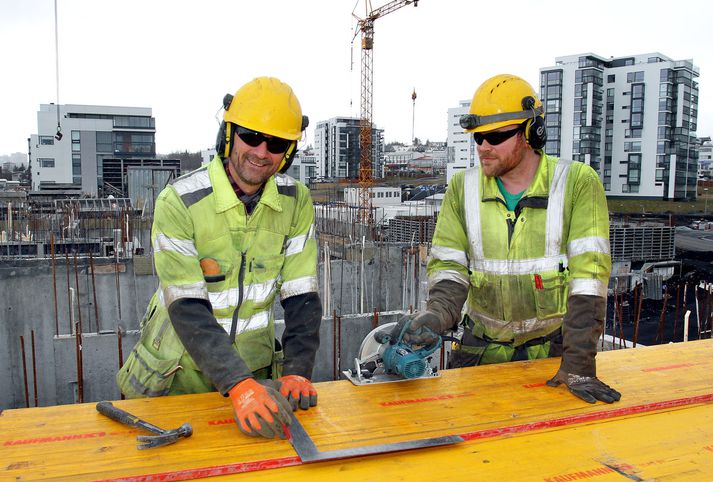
29, 104, 157, 195
446, 100, 475, 183
541, 53, 700, 200
314, 117, 384, 180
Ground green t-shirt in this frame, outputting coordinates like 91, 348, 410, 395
495, 177, 525, 212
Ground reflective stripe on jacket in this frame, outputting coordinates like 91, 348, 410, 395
117, 156, 318, 397
428, 153, 611, 347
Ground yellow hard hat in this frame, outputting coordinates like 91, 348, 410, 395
224, 77, 306, 140
460, 74, 544, 133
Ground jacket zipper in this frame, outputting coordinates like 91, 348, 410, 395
229, 251, 247, 341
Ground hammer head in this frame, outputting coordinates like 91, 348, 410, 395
136, 423, 192, 450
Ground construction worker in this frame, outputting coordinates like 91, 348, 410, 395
117, 77, 322, 438
394, 74, 620, 404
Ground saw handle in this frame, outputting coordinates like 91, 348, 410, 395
96, 401, 166, 435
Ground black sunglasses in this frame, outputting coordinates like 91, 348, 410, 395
473, 124, 523, 146
236, 126, 292, 154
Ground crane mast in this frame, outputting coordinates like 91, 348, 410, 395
354, 0, 418, 222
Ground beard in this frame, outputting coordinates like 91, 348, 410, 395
230, 152, 279, 190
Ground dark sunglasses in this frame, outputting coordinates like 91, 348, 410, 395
236, 126, 292, 154
473, 124, 523, 146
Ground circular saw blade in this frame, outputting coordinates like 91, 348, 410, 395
357, 321, 397, 363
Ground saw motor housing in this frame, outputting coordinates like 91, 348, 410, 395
342, 319, 442, 385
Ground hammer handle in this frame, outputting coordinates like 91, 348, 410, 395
96, 401, 165, 435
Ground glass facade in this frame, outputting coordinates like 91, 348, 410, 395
540, 69, 562, 156
541, 54, 699, 200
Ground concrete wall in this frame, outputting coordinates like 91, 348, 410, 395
0, 245, 427, 409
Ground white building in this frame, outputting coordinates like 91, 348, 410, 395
284, 148, 317, 185
541, 53, 700, 200
314, 117, 384, 180
697, 137, 712, 180
29, 104, 156, 194
446, 101, 476, 183
344, 186, 401, 207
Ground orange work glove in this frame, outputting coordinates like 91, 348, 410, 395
228, 378, 292, 439
277, 375, 318, 411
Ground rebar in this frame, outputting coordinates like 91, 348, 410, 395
89, 251, 100, 332
50, 234, 59, 336
73, 252, 83, 333
20, 336, 29, 408
31, 330, 38, 407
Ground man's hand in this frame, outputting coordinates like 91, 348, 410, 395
389, 311, 442, 346
546, 370, 621, 404
229, 378, 292, 438
276, 375, 318, 411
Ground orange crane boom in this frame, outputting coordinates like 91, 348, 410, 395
353, 0, 418, 222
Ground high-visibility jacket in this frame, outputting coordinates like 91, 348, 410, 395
429, 154, 611, 372
117, 156, 319, 397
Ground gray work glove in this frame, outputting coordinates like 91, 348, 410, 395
389, 311, 442, 346
387, 279, 468, 346
546, 369, 621, 404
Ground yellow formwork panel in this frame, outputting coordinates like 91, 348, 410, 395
1, 340, 712, 481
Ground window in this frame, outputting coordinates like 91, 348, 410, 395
607, 74, 615, 83
627, 71, 644, 83
71, 130, 80, 152
39, 158, 55, 168
96, 132, 113, 153
39, 136, 54, 145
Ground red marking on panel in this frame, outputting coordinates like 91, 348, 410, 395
460, 393, 713, 442
523, 383, 547, 388
642, 363, 694, 372
93, 456, 301, 482
3, 431, 107, 446
207, 418, 233, 426
543, 466, 614, 481
380, 392, 473, 407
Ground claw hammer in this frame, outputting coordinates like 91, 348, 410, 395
96, 401, 192, 449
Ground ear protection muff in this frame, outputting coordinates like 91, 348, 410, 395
215, 94, 235, 158
521, 96, 547, 150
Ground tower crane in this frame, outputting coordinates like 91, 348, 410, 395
352, 0, 418, 222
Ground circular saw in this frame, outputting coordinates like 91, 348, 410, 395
342, 320, 442, 386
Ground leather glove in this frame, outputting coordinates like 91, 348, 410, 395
546, 369, 621, 404
228, 378, 292, 439
276, 375, 318, 411
389, 311, 442, 346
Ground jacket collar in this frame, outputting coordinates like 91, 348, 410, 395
208, 156, 283, 214
480, 151, 551, 200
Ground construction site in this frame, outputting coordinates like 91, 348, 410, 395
3, 1, 713, 480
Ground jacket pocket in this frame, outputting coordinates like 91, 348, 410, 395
532, 271, 568, 320
116, 343, 181, 398
245, 254, 285, 308
469, 271, 503, 318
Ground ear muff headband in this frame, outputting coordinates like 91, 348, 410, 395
460, 105, 543, 130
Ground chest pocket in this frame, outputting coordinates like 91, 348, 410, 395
469, 270, 504, 320
244, 254, 285, 310
532, 270, 569, 320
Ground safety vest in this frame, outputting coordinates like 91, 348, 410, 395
117, 157, 318, 397
429, 154, 611, 347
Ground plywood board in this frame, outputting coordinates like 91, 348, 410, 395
2, 340, 712, 481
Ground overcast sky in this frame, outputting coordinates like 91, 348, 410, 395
1, 0, 711, 157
